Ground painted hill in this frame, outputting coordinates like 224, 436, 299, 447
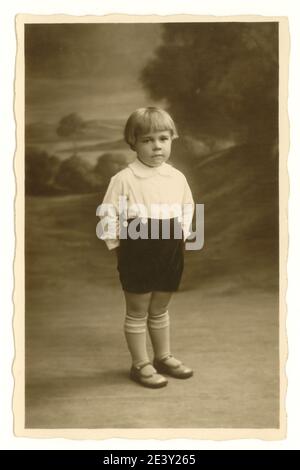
25, 133, 279, 292
25, 119, 124, 145
170, 139, 279, 291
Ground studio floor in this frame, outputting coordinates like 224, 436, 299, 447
24, 195, 280, 429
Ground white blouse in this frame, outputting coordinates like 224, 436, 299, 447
98, 158, 195, 250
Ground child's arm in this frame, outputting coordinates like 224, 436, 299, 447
97, 175, 122, 250
182, 177, 195, 242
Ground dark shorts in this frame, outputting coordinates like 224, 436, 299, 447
117, 217, 184, 294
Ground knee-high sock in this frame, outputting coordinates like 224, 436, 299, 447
147, 310, 170, 361
124, 313, 149, 367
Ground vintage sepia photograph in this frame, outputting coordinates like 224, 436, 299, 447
13, 15, 288, 439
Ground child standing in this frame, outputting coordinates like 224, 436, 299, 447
99, 107, 194, 388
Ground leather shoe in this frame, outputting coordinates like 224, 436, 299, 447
130, 361, 168, 388
153, 354, 193, 379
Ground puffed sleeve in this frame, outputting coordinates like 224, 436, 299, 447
96, 174, 123, 250
181, 177, 195, 242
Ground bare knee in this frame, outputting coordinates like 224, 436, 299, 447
149, 306, 169, 316
126, 308, 148, 319
148, 292, 173, 316
124, 291, 151, 318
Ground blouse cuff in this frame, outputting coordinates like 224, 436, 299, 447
105, 239, 120, 251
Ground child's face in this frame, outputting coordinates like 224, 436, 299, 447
133, 130, 172, 167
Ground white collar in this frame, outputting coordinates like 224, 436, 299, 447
128, 158, 173, 178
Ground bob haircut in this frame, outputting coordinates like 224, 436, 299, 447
124, 107, 179, 149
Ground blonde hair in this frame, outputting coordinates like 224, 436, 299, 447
124, 107, 178, 149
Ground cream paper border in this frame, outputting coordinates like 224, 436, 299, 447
13, 14, 289, 440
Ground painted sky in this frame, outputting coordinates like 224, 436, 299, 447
25, 23, 164, 125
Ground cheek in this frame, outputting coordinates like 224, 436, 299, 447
137, 144, 147, 153
138, 146, 151, 157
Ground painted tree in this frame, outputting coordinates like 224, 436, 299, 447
25, 147, 60, 195
54, 155, 99, 193
141, 23, 278, 145
56, 113, 86, 157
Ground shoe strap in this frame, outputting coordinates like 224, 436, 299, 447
134, 361, 156, 377
157, 354, 173, 362
135, 361, 152, 370
141, 364, 159, 378
157, 354, 183, 368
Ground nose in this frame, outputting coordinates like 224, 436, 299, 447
153, 140, 162, 150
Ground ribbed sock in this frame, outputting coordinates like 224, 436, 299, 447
147, 310, 171, 361
124, 313, 149, 367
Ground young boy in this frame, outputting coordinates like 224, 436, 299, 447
98, 107, 194, 388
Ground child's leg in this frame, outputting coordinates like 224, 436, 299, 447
148, 291, 193, 378
123, 291, 151, 367
147, 291, 173, 361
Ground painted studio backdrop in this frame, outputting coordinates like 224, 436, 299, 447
25, 22, 279, 428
